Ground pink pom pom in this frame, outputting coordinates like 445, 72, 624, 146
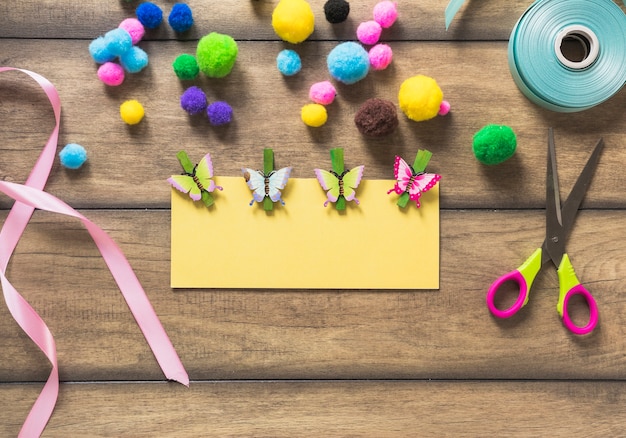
368, 44, 393, 70
356, 20, 382, 45
309, 81, 337, 105
373, 1, 398, 28
97, 62, 125, 86
119, 18, 145, 45
438, 100, 451, 116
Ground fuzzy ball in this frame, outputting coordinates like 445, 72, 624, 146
119, 46, 149, 73
120, 99, 145, 125
438, 100, 451, 116
356, 20, 382, 45
354, 98, 398, 137
89, 37, 115, 64
472, 124, 517, 165
276, 49, 302, 76
206, 101, 233, 126
309, 81, 336, 105
180, 86, 207, 115
327, 42, 370, 85
119, 18, 145, 44
196, 32, 238, 78
301, 103, 328, 127
136, 2, 163, 29
168, 3, 194, 33
368, 43, 393, 70
272, 0, 315, 44
373, 1, 398, 28
97, 62, 125, 86
104, 28, 133, 57
59, 143, 88, 169
172, 54, 199, 80
324, 0, 350, 23
398, 75, 444, 122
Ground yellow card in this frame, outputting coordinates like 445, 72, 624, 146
171, 177, 439, 289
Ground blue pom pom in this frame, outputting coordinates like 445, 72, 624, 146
104, 28, 133, 57
327, 42, 370, 84
136, 2, 163, 29
276, 49, 302, 76
168, 3, 194, 33
89, 37, 115, 64
59, 143, 88, 169
119, 46, 149, 73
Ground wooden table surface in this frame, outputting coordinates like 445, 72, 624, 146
1, 0, 625, 436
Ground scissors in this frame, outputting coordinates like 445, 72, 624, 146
486, 128, 603, 335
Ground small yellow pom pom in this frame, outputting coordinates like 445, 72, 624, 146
272, 0, 315, 44
398, 75, 443, 122
301, 103, 327, 127
120, 99, 145, 125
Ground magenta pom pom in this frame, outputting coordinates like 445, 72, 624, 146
438, 100, 451, 116
309, 81, 336, 105
97, 62, 125, 86
368, 43, 393, 70
119, 18, 145, 45
207, 101, 233, 125
356, 20, 382, 45
373, 1, 398, 28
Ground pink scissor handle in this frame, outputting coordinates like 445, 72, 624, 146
561, 285, 598, 335
486, 270, 529, 318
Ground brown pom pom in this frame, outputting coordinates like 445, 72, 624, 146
354, 98, 398, 137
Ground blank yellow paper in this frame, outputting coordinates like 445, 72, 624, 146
171, 177, 439, 289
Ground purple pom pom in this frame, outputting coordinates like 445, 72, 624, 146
180, 86, 207, 115
206, 101, 233, 126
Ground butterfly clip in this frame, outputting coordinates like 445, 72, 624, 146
243, 148, 292, 211
168, 151, 223, 208
387, 150, 440, 208
314, 148, 364, 210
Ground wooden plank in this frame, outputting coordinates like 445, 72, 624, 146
1, 40, 624, 209
2, 380, 626, 436
0, 209, 623, 382
0, 0, 532, 41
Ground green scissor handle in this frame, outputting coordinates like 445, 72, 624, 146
556, 254, 598, 335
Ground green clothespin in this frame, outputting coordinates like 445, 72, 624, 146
174, 150, 215, 207
330, 148, 347, 210
262, 148, 275, 211
243, 148, 292, 210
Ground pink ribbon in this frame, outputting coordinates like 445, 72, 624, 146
0, 67, 188, 437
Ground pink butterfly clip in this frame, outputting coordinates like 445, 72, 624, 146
387, 155, 440, 208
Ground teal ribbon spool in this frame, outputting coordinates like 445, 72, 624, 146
508, 0, 626, 112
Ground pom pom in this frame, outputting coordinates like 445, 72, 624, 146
301, 103, 328, 127
89, 37, 115, 64
206, 101, 233, 126
472, 124, 517, 165
373, 1, 398, 28
172, 54, 199, 80
356, 20, 382, 46
119, 46, 149, 73
59, 143, 88, 169
276, 49, 302, 76
398, 75, 444, 122
136, 2, 163, 29
438, 100, 451, 116
196, 32, 238, 78
324, 0, 350, 23
309, 81, 336, 105
272, 0, 315, 44
368, 43, 393, 70
327, 41, 370, 85
119, 18, 145, 44
168, 3, 194, 33
104, 28, 133, 57
120, 99, 145, 125
180, 86, 207, 115
354, 98, 398, 137
97, 62, 125, 86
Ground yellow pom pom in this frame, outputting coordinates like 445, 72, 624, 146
272, 0, 315, 44
301, 103, 327, 127
120, 99, 145, 125
398, 75, 443, 122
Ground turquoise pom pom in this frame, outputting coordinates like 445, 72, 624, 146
120, 46, 149, 73
89, 37, 115, 64
276, 49, 302, 76
327, 42, 370, 84
104, 28, 133, 57
59, 143, 88, 169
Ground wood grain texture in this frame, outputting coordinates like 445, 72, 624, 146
1, 0, 625, 435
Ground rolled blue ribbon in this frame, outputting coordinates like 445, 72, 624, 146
508, 0, 626, 111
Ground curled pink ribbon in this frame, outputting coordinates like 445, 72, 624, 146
0, 67, 188, 437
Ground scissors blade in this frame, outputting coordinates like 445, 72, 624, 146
545, 128, 564, 264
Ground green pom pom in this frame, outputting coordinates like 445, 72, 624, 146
172, 54, 199, 80
472, 124, 517, 165
196, 32, 238, 78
